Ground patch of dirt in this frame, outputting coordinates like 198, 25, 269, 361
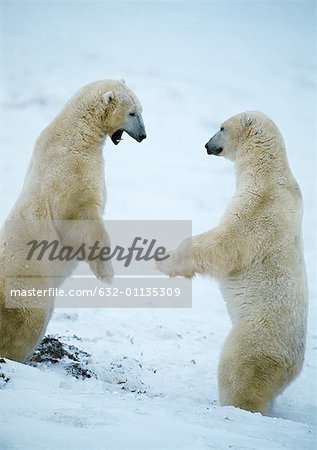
29, 335, 97, 380
0, 361, 10, 388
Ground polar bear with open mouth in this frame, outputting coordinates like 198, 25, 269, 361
0, 79, 146, 362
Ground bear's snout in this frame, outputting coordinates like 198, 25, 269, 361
138, 133, 147, 142
205, 141, 223, 155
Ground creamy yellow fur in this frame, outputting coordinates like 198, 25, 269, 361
0, 79, 145, 362
157, 111, 308, 414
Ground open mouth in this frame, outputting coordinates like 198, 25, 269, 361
111, 129, 124, 145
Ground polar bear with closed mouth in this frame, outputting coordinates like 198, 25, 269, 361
0, 79, 146, 362
157, 111, 308, 414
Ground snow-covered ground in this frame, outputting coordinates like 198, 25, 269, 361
0, 1, 316, 449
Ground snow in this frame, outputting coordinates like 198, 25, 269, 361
0, 1, 316, 449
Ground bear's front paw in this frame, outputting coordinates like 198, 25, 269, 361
156, 239, 195, 278
90, 259, 114, 285
156, 251, 177, 277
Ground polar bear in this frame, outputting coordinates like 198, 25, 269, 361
0, 79, 146, 362
157, 111, 308, 414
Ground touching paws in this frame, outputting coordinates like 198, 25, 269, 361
156, 238, 195, 278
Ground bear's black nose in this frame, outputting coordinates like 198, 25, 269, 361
205, 142, 213, 154
205, 143, 223, 155
139, 134, 146, 142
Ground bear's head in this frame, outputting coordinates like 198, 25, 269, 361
205, 111, 282, 161
78, 79, 146, 145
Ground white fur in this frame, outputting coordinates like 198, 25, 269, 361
157, 111, 308, 414
0, 79, 145, 362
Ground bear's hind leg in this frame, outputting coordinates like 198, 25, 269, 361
218, 328, 289, 414
0, 306, 49, 362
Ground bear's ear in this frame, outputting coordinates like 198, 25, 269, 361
103, 91, 114, 105
120, 78, 126, 85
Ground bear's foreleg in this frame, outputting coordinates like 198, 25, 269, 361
157, 225, 248, 279
62, 208, 114, 284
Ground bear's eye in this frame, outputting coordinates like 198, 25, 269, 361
220, 126, 224, 132
129, 112, 136, 117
